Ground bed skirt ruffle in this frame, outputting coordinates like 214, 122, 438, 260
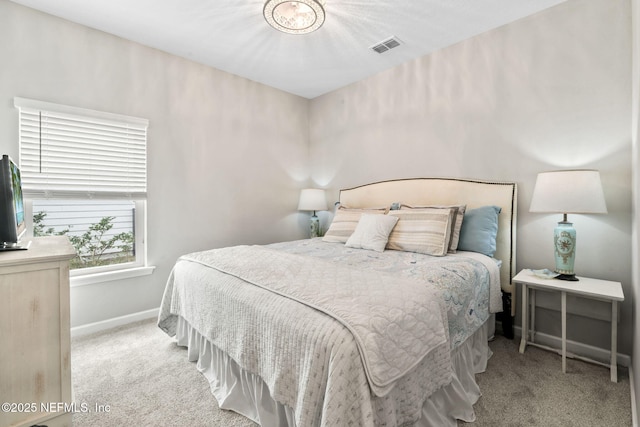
175, 316, 490, 426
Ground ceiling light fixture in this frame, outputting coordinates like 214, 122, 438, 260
263, 0, 325, 35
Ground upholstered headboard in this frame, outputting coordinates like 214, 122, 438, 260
338, 178, 518, 300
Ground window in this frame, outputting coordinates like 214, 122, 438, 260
14, 97, 150, 281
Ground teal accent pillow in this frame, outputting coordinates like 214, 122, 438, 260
458, 205, 501, 257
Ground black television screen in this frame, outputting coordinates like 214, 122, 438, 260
0, 154, 28, 250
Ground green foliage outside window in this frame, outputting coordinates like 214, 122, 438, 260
33, 212, 135, 269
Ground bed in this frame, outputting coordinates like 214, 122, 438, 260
158, 177, 517, 426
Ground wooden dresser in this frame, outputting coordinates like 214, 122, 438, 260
0, 236, 76, 427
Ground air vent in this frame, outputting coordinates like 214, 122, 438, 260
371, 36, 402, 54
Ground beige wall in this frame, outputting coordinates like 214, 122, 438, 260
0, 0, 310, 327
310, 0, 633, 355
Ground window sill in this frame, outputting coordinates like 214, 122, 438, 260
70, 266, 156, 287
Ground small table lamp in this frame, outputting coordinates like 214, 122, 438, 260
529, 170, 607, 281
298, 188, 328, 238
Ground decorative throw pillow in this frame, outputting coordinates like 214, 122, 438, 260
400, 204, 466, 253
448, 205, 466, 253
457, 205, 501, 257
322, 206, 388, 243
345, 214, 399, 252
386, 207, 454, 256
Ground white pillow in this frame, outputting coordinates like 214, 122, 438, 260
345, 214, 399, 252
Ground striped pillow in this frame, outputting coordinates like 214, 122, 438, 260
447, 205, 466, 253
322, 206, 388, 243
396, 204, 466, 253
386, 207, 454, 256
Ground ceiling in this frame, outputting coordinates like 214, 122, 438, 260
11, 0, 566, 99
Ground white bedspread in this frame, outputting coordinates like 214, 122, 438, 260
173, 245, 449, 397
158, 245, 454, 426
268, 239, 501, 348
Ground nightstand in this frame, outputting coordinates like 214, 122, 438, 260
514, 269, 624, 382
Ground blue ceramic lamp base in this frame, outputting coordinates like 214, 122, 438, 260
309, 213, 320, 238
554, 217, 578, 281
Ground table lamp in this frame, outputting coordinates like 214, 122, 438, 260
298, 188, 327, 238
529, 170, 607, 281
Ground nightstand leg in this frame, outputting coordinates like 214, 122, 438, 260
530, 289, 536, 343
519, 284, 528, 353
611, 301, 618, 382
562, 291, 567, 374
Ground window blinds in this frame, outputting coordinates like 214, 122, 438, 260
14, 97, 148, 199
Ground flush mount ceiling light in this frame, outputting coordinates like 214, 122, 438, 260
263, 0, 325, 35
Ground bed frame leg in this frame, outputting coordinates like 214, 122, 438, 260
499, 292, 514, 339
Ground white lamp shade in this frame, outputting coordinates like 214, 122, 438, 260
529, 170, 607, 214
298, 188, 327, 211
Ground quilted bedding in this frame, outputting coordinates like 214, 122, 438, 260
268, 238, 501, 348
158, 239, 499, 426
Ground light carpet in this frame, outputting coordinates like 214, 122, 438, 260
70, 319, 632, 426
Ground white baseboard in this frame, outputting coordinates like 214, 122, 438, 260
514, 326, 631, 367
71, 308, 159, 338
